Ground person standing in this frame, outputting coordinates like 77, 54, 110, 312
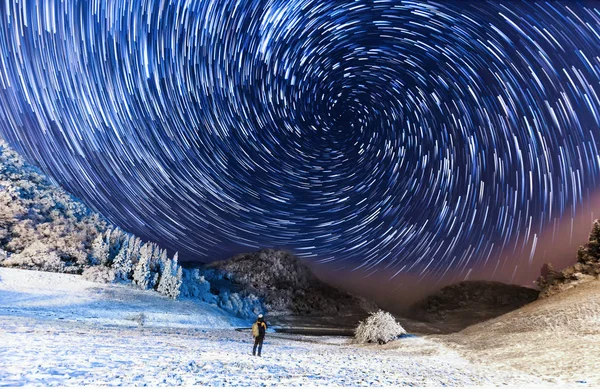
251, 314, 267, 356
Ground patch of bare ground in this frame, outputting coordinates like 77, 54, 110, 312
435, 279, 600, 384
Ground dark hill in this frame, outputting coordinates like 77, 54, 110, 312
408, 280, 539, 332
202, 249, 375, 316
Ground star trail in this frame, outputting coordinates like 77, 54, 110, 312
1, 0, 600, 282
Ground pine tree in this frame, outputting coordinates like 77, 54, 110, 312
112, 237, 133, 281
157, 252, 183, 299
133, 243, 157, 289
107, 228, 126, 262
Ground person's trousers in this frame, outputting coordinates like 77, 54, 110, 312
253, 336, 264, 356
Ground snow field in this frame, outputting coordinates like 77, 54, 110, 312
0, 268, 547, 386
0, 318, 544, 387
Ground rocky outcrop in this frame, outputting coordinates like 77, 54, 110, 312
536, 262, 599, 298
202, 249, 374, 316
536, 220, 600, 298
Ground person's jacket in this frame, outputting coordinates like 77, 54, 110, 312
256, 318, 267, 337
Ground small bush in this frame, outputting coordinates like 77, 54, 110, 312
355, 310, 406, 345
82, 265, 117, 283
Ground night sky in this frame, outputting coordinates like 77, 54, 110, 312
1, 1, 600, 294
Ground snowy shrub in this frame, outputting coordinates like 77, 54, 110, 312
355, 310, 406, 345
135, 312, 146, 327
3, 241, 72, 273
215, 290, 263, 319
82, 265, 117, 283
180, 269, 216, 303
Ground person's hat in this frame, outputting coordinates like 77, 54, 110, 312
258, 314, 263, 318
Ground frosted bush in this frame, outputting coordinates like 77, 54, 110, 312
214, 289, 263, 319
3, 241, 68, 273
355, 310, 406, 345
82, 265, 117, 283
180, 269, 211, 298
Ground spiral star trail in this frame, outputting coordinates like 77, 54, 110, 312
1, 1, 600, 283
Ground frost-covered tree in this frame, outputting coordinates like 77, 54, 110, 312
157, 252, 183, 299
355, 310, 406, 345
112, 238, 133, 282
127, 236, 142, 265
90, 232, 109, 266
180, 268, 215, 302
107, 228, 126, 262
132, 243, 160, 289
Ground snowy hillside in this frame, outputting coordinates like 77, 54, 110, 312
0, 143, 367, 320
440, 278, 600, 384
0, 141, 187, 302
0, 267, 244, 328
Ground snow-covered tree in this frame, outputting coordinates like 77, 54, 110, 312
132, 243, 160, 289
112, 238, 133, 281
355, 310, 406, 345
107, 228, 126, 262
157, 252, 183, 299
128, 236, 142, 265
90, 232, 109, 266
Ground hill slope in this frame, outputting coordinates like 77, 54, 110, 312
0, 142, 373, 320
0, 140, 189, 301
409, 281, 539, 332
0, 141, 106, 273
0, 267, 242, 328
440, 279, 600, 383
202, 249, 374, 316
536, 219, 600, 298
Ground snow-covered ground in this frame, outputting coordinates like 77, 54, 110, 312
0, 268, 550, 386
0, 267, 245, 329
